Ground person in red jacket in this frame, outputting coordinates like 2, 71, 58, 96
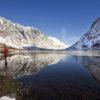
3, 46, 9, 66
3, 47, 9, 58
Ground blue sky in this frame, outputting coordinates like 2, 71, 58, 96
0, 0, 100, 46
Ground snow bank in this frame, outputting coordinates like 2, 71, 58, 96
0, 96, 15, 100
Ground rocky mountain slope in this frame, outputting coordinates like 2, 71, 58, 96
0, 17, 68, 50
70, 17, 100, 50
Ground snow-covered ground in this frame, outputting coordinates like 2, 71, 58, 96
0, 96, 15, 100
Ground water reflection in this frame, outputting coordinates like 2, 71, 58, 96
0, 54, 66, 78
76, 55, 100, 82
0, 52, 100, 100
0, 75, 32, 100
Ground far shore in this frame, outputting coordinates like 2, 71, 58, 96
0, 50, 100, 60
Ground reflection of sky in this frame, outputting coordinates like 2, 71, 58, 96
61, 55, 70, 63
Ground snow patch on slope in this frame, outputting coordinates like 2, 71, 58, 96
48, 36, 69, 48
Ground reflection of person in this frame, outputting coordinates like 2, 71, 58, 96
3, 46, 9, 66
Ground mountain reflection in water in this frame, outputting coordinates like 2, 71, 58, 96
76, 55, 100, 83
0, 53, 66, 79
0, 52, 100, 100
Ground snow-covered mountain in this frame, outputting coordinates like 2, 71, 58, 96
0, 17, 68, 50
70, 17, 100, 50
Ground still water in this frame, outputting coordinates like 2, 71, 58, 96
0, 51, 100, 100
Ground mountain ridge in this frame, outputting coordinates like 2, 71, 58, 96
69, 17, 100, 50
0, 17, 68, 50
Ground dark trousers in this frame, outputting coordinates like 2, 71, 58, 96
4, 54, 7, 66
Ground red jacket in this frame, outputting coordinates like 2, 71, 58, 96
3, 48, 9, 56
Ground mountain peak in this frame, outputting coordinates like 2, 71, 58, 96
0, 17, 6, 23
0, 17, 11, 23
96, 17, 100, 22
91, 17, 100, 29
0, 17, 6, 20
70, 17, 100, 50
